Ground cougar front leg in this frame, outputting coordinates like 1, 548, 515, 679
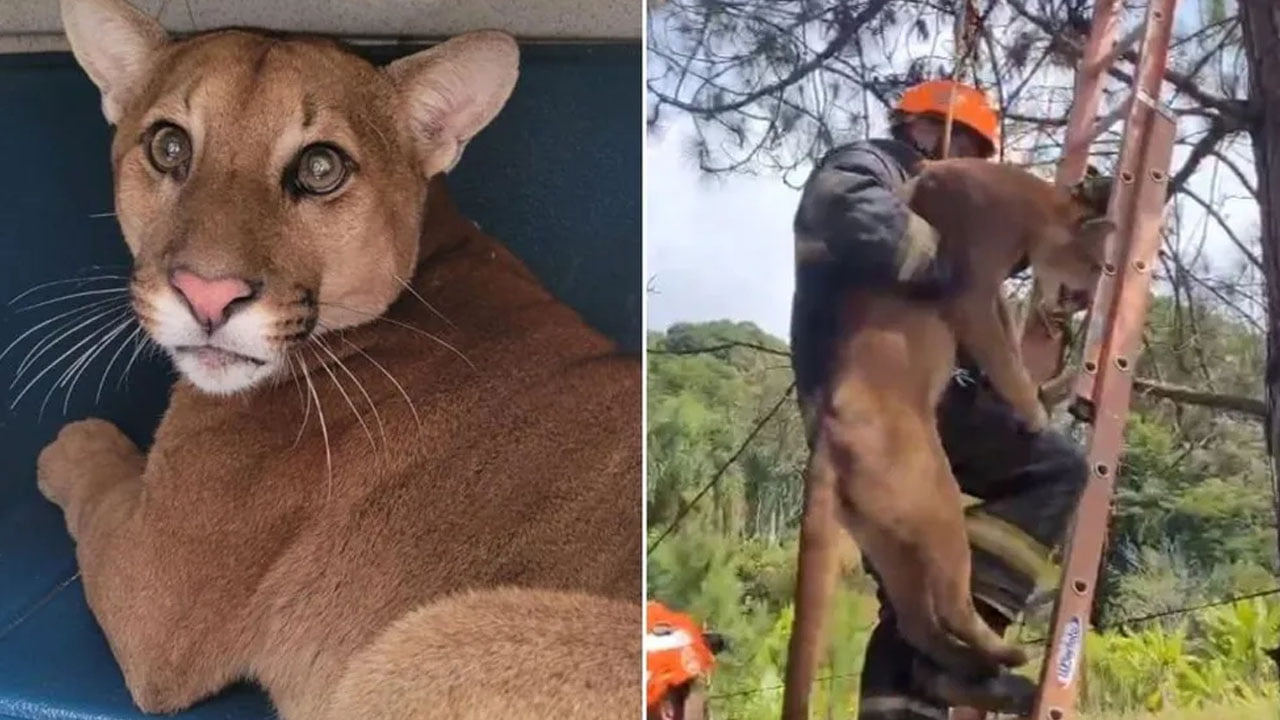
1038, 364, 1079, 410
948, 291, 1048, 433
38, 419, 237, 713
1004, 294, 1079, 413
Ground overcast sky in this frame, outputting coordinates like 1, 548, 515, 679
645, 119, 802, 339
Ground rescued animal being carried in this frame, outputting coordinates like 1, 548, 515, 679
783, 157, 1111, 717
37, 1, 641, 718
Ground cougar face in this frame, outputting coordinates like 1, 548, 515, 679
1029, 202, 1114, 316
107, 34, 423, 394
66, 0, 518, 395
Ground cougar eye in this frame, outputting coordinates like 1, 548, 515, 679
293, 144, 349, 195
146, 123, 192, 177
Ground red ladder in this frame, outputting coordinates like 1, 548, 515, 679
1016, 0, 1180, 718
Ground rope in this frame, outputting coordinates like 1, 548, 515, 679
647, 383, 797, 552
707, 672, 862, 701
940, 0, 990, 159
1024, 585, 1280, 645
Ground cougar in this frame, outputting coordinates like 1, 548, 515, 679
782, 159, 1111, 718
37, 1, 641, 717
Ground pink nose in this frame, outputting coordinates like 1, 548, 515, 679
169, 269, 256, 330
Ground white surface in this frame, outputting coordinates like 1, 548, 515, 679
0, 0, 640, 52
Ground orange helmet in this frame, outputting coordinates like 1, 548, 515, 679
895, 79, 999, 154
645, 601, 717, 709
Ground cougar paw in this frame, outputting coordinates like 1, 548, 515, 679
913, 661, 1036, 716
1038, 371, 1077, 410
997, 643, 1030, 668
1019, 402, 1050, 434
37, 418, 136, 508
1025, 587, 1057, 612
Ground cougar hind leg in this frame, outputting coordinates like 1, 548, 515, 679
922, 437, 1029, 671
872, 541, 993, 677
839, 500, 997, 680
832, 413, 1020, 680
931, 561, 1029, 671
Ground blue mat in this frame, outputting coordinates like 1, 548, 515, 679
0, 42, 639, 720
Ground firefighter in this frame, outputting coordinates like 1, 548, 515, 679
789, 79, 1091, 719
646, 601, 726, 720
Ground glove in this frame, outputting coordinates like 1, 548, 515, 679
896, 211, 942, 283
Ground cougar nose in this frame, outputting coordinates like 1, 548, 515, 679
169, 268, 257, 331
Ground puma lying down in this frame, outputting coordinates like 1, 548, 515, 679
37, 0, 642, 718
783, 159, 1111, 718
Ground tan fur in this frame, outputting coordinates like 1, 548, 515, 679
40, 1, 641, 717
782, 159, 1111, 719
322, 588, 641, 720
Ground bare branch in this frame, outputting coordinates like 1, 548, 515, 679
1134, 377, 1266, 420
650, 0, 892, 116
1005, 0, 1252, 121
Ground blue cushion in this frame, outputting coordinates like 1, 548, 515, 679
0, 42, 639, 720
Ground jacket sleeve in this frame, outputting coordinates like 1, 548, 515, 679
794, 144, 911, 268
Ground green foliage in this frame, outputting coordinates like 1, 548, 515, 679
648, 321, 806, 541
647, 310, 1277, 718
1082, 598, 1280, 713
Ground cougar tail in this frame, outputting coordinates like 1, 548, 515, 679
323, 587, 640, 720
781, 438, 844, 720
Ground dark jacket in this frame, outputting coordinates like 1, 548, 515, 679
789, 139, 953, 397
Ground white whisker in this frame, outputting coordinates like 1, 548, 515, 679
308, 343, 376, 453
41, 314, 123, 416
16, 287, 130, 313
8, 275, 129, 306
13, 303, 131, 386
97, 325, 143, 403
116, 331, 151, 391
334, 334, 421, 427
298, 359, 333, 500
392, 274, 456, 329
288, 354, 313, 448
313, 335, 386, 451
282, 352, 306, 412
16, 307, 132, 412
58, 314, 132, 390
0, 296, 126, 363
319, 301, 475, 371
61, 315, 136, 414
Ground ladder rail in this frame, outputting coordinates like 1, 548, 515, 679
1031, 97, 1176, 720
1029, 0, 1180, 717
1054, 0, 1129, 189
1019, 0, 1127, 386
1071, 0, 1180, 412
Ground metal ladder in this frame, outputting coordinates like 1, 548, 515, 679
1016, 0, 1180, 717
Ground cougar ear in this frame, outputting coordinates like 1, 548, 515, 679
61, 0, 169, 124
1077, 217, 1116, 260
385, 31, 519, 178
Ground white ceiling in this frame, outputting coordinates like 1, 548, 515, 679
0, 0, 640, 53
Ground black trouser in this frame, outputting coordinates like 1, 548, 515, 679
797, 371, 1087, 720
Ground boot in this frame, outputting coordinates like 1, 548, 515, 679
908, 600, 1036, 717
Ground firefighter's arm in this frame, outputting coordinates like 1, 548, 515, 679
795, 145, 940, 281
